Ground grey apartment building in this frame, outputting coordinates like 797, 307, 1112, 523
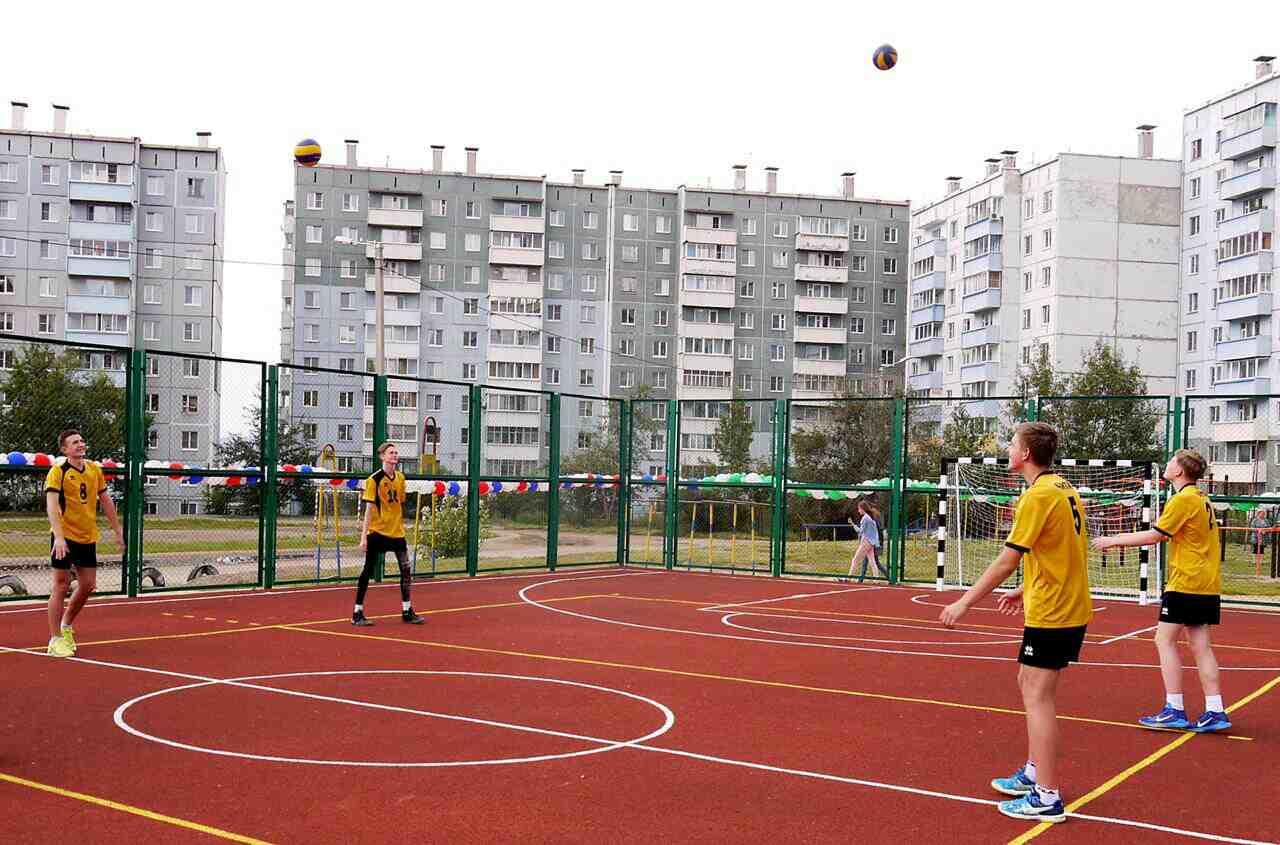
0, 102, 225, 515
1181, 56, 1279, 491
282, 144, 908, 478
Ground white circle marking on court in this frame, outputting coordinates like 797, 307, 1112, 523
114, 670, 675, 767
719, 613, 1021, 646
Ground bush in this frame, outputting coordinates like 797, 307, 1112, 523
417, 497, 490, 559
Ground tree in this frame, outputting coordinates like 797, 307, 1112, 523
910, 403, 999, 480
1004, 341, 1163, 462
713, 398, 755, 475
204, 390, 313, 515
0, 345, 129, 457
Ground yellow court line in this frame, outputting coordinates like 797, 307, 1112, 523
0, 771, 272, 844
604, 594, 1280, 653
1007, 672, 1280, 844
277, 624, 1252, 741
0, 594, 615, 654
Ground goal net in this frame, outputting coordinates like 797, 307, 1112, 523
938, 458, 1160, 603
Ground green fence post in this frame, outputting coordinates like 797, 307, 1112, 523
769, 399, 788, 578
262, 365, 280, 589
124, 348, 145, 597
1023, 396, 1038, 422
546, 393, 560, 572
465, 384, 482, 577
663, 400, 679, 570
887, 398, 906, 584
617, 401, 632, 566
1169, 396, 1184, 455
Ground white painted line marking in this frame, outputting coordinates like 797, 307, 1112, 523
699, 586, 883, 613
1098, 625, 1159, 646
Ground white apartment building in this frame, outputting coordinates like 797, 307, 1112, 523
906, 141, 1181, 430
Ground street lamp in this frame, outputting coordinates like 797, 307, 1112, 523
334, 236, 385, 377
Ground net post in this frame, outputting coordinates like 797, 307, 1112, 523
617, 400, 631, 567
546, 393, 560, 572
465, 384, 482, 577
663, 399, 679, 570
262, 365, 280, 589
936, 459, 949, 591
124, 348, 147, 598
1138, 464, 1153, 606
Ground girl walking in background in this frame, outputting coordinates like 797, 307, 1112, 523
847, 499, 888, 583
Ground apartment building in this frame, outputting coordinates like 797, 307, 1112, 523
0, 102, 225, 515
282, 145, 909, 478
1182, 56, 1279, 490
906, 141, 1181, 430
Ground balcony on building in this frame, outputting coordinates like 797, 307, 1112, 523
489, 214, 545, 235
909, 402, 943, 423
1213, 376, 1271, 397
909, 370, 943, 391
66, 292, 131, 317
1218, 206, 1274, 240
681, 286, 735, 310
487, 343, 543, 365
961, 251, 1002, 276
794, 264, 848, 283
68, 181, 133, 204
962, 286, 1002, 313
963, 215, 1004, 240
363, 308, 421, 328
678, 352, 735, 373
793, 295, 848, 315
910, 270, 946, 295
678, 319, 734, 340
909, 303, 946, 327
912, 337, 944, 358
1216, 333, 1272, 360
795, 232, 849, 252
489, 311, 543, 332
365, 271, 421, 294
1211, 416, 1270, 442
1217, 291, 1272, 321
961, 324, 999, 348
69, 220, 133, 242
1208, 461, 1268, 485
1219, 124, 1277, 161
793, 357, 846, 377
368, 208, 424, 228
1219, 166, 1276, 200
793, 325, 846, 344
489, 245, 544, 266
912, 235, 947, 261
685, 226, 738, 247
678, 380, 733, 401
956, 398, 1002, 419
367, 242, 422, 262
960, 361, 1000, 383
1216, 251, 1274, 279
67, 254, 131, 278
679, 256, 735, 277
484, 442, 541, 462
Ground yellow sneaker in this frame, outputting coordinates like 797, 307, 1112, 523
61, 626, 76, 654
47, 637, 73, 658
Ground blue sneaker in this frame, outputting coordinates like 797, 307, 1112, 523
1188, 711, 1232, 733
991, 766, 1036, 796
998, 791, 1066, 823
1138, 706, 1190, 730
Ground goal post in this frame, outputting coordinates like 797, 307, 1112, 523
939, 457, 1159, 604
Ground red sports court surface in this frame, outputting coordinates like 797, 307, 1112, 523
1, 568, 1277, 844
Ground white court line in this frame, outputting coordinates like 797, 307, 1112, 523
698, 586, 885, 613
910, 593, 1110, 613
517, 574, 1280, 671
1, 646, 1265, 843
720, 613, 1019, 646
1098, 625, 1159, 646
0, 566, 620, 615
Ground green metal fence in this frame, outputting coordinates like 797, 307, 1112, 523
1, 332, 1275, 607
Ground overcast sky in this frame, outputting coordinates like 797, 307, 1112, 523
8, 0, 1279, 372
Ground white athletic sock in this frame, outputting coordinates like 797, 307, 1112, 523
402, 601, 411, 612
353, 604, 363, 614
1166, 693, 1185, 710
1205, 694, 1224, 712
60, 623, 72, 632
1034, 785, 1060, 804
1023, 761, 1036, 781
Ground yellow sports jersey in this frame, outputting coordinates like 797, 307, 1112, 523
362, 469, 406, 538
1155, 485, 1221, 595
45, 461, 108, 544
1005, 472, 1093, 628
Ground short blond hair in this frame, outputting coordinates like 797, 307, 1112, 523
1171, 448, 1207, 482
376, 441, 396, 456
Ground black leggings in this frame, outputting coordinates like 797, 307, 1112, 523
355, 543, 410, 606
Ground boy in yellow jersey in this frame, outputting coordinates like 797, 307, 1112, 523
352, 442, 423, 626
45, 429, 123, 657
1092, 448, 1229, 732
940, 422, 1090, 824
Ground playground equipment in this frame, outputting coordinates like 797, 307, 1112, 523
412, 417, 441, 577
672, 498, 770, 573
314, 444, 343, 579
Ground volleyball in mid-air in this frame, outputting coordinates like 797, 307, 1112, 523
873, 44, 898, 71
294, 138, 322, 167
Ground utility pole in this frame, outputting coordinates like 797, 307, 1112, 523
373, 240, 385, 377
